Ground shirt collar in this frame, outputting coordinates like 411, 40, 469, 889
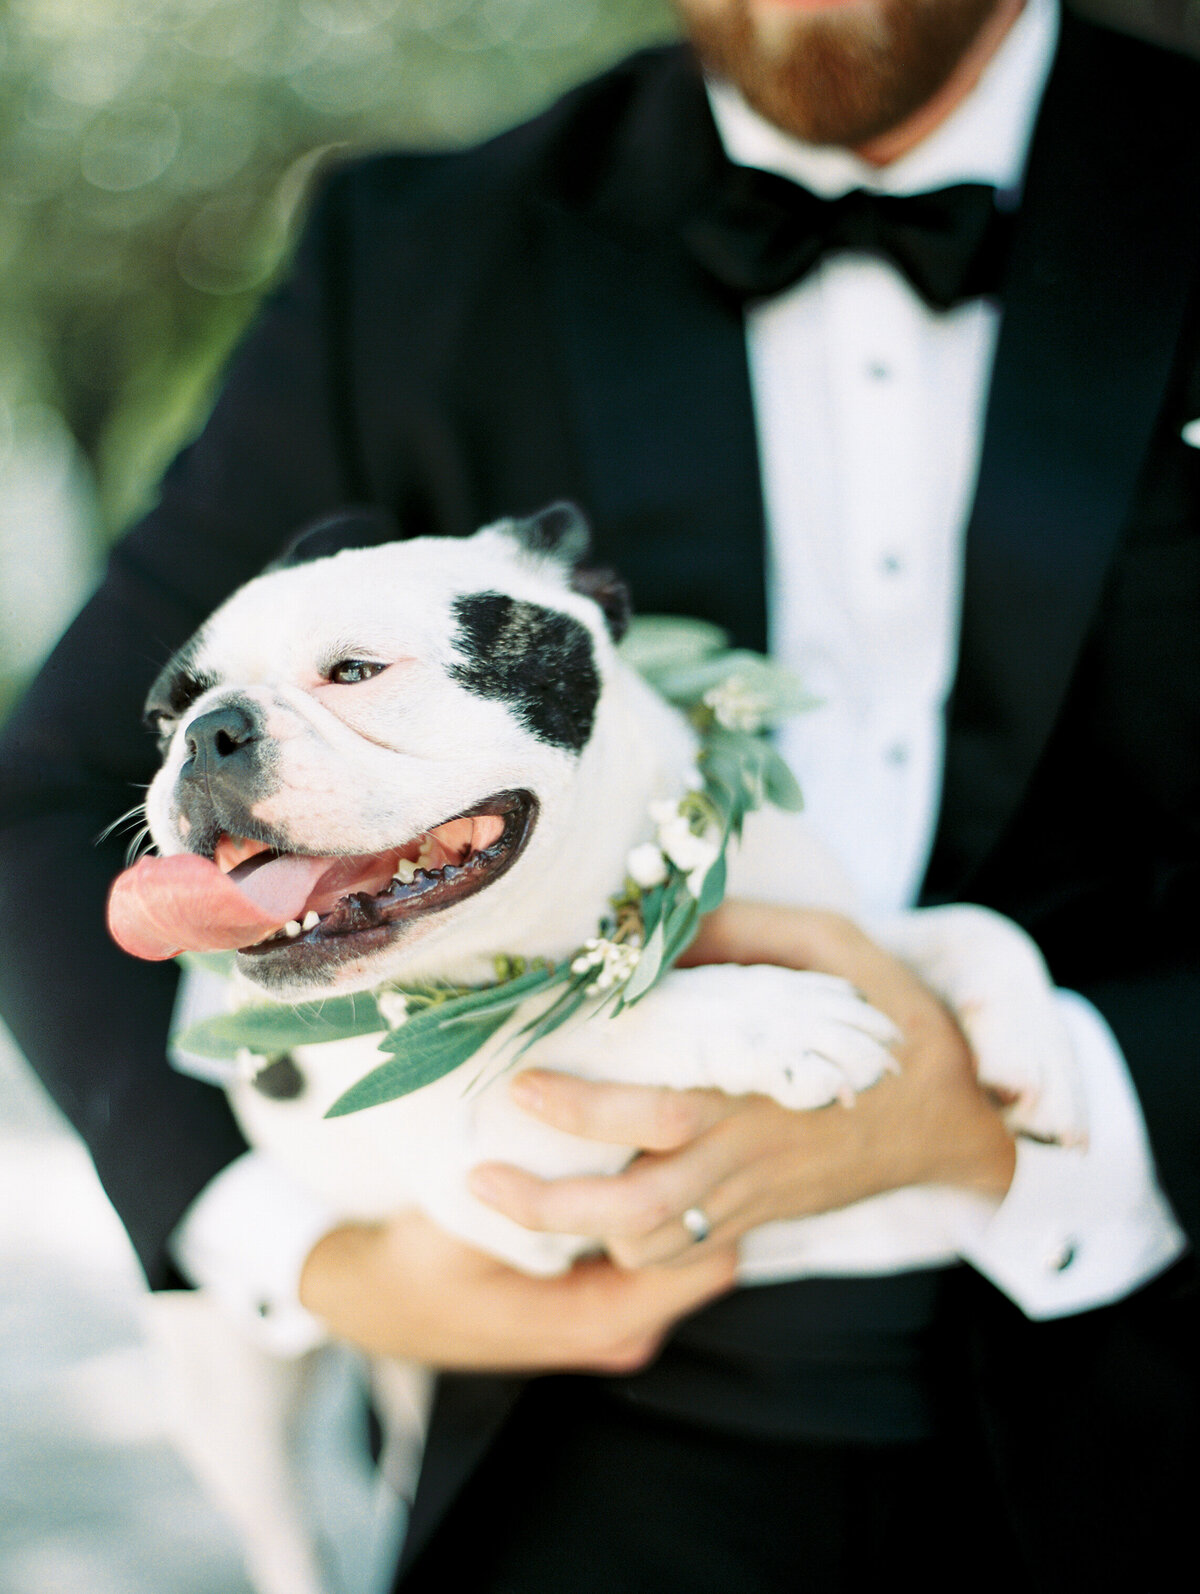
707, 0, 1059, 200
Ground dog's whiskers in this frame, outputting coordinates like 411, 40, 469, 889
96, 804, 150, 848
124, 825, 154, 868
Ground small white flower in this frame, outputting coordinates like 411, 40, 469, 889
648, 797, 682, 827
703, 676, 771, 733
657, 816, 720, 875
682, 766, 705, 791
627, 841, 669, 889
378, 991, 410, 1029
578, 936, 640, 997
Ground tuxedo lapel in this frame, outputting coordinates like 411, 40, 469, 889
925, 16, 1200, 898
535, 51, 769, 650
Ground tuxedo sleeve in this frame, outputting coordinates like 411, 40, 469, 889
1072, 963, 1200, 1251
0, 169, 372, 1286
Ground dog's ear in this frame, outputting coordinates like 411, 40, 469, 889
569, 566, 632, 642
269, 507, 400, 570
503, 503, 631, 640
506, 501, 591, 567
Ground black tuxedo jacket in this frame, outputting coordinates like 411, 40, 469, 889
1, 10, 1197, 1580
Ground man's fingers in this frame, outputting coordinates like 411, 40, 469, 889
508, 1069, 735, 1150
605, 1200, 735, 1270
470, 1136, 725, 1239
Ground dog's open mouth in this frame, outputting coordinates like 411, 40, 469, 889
235, 791, 535, 958
106, 790, 537, 965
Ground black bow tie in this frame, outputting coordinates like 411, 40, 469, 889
684, 165, 1012, 311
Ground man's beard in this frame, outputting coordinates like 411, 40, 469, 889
676, 0, 1005, 148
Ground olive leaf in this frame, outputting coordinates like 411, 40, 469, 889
326, 1006, 516, 1115
621, 916, 667, 1005
177, 991, 386, 1061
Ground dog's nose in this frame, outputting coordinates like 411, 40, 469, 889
183, 704, 260, 768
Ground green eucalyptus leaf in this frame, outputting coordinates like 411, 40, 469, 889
763, 747, 804, 811
622, 916, 666, 1004
514, 971, 593, 1040
696, 850, 727, 915
177, 991, 386, 1061
701, 738, 749, 810
639, 884, 666, 942
618, 616, 729, 683
326, 1007, 515, 1116
512, 986, 592, 1057
642, 652, 783, 708
662, 893, 701, 967
431, 965, 563, 1024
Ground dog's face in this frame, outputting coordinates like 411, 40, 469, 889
136, 506, 633, 996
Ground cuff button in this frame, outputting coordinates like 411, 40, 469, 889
1045, 1239, 1078, 1273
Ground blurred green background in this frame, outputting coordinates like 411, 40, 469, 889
0, 0, 683, 720
0, 0, 1196, 721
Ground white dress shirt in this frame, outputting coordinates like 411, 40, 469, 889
174, 0, 1185, 1350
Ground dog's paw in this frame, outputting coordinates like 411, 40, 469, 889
640, 964, 900, 1110
871, 905, 1086, 1145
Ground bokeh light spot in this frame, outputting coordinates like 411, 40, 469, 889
80, 103, 181, 192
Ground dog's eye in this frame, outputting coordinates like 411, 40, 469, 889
327, 659, 388, 685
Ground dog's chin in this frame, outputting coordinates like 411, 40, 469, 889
232, 788, 539, 996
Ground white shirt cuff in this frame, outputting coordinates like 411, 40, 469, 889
956, 988, 1187, 1318
169, 1150, 339, 1356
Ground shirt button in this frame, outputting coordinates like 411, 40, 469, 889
884, 742, 909, 767
1044, 1238, 1079, 1273
866, 361, 891, 380
880, 552, 905, 576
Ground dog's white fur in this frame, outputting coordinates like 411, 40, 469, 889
145, 517, 1083, 1591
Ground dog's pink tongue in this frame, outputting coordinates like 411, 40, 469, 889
107, 853, 331, 961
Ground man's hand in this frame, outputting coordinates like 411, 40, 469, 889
468, 903, 1017, 1269
298, 1208, 736, 1370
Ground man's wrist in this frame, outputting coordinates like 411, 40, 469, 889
298, 1221, 380, 1323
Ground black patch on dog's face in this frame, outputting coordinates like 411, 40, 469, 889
449, 592, 599, 753
144, 640, 218, 731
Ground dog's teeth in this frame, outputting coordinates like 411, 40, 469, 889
284, 920, 302, 937
393, 858, 418, 884
301, 911, 320, 931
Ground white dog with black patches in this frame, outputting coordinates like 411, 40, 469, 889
111, 503, 1080, 1280
109, 504, 1081, 1594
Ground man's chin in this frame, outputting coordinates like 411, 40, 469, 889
676, 0, 1004, 149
